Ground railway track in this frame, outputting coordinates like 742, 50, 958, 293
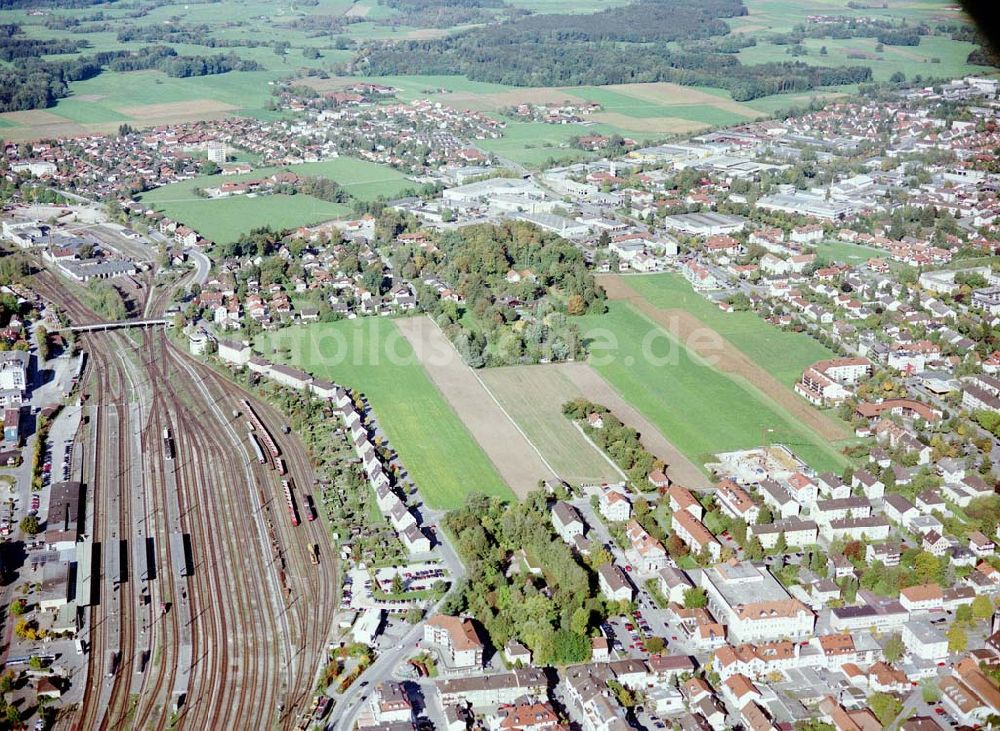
33, 263, 337, 731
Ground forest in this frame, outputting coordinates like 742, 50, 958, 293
392, 220, 606, 367
442, 491, 620, 666
379, 0, 523, 29
356, 0, 872, 99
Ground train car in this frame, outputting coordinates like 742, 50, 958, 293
247, 432, 266, 465
242, 399, 281, 458
170, 532, 192, 578
108, 538, 126, 588
284, 481, 300, 527
163, 427, 175, 461
304, 494, 317, 522
71, 352, 85, 387
143, 535, 156, 583
106, 650, 120, 677
308, 543, 319, 565
275, 457, 286, 476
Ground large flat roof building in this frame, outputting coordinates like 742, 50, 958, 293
700, 560, 814, 643
45, 481, 83, 551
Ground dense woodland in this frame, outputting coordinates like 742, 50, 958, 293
393, 221, 605, 367
357, 0, 873, 99
442, 491, 620, 666
379, 0, 524, 29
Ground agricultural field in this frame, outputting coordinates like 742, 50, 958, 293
258, 317, 514, 510
0, 0, 991, 152
394, 317, 557, 497
603, 273, 836, 388
477, 365, 625, 485
138, 157, 413, 242
574, 302, 852, 473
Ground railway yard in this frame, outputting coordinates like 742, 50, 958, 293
22, 268, 339, 731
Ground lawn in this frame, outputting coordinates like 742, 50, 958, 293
619, 273, 836, 387
477, 121, 596, 166
258, 318, 513, 509
138, 156, 415, 241
574, 302, 849, 473
478, 365, 624, 485
140, 193, 349, 244
811, 239, 887, 265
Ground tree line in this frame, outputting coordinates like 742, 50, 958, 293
355, 0, 872, 101
0, 43, 261, 112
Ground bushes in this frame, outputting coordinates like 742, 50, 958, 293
442, 491, 607, 665
564, 399, 663, 487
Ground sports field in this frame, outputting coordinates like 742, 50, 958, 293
477, 365, 625, 485
574, 302, 851, 473
259, 318, 514, 509
811, 240, 888, 265
606, 273, 835, 387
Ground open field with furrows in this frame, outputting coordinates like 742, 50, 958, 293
573, 302, 852, 473
258, 317, 514, 510
603, 273, 839, 388
553, 362, 713, 489
476, 365, 626, 486
394, 316, 557, 497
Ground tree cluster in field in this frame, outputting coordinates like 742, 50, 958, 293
770, 18, 929, 47
379, 0, 526, 29
563, 399, 664, 488
0, 34, 89, 61
355, 0, 872, 100
114, 22, 267, 48
442, 491, 617, 666
0, 35, 261, 112
394, 221, 605, 367
100, 45, 261, 77
273, 175, 351, 204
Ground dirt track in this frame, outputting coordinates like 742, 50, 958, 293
597, 274, 851, 443
555, 362, 712, 490
395, 316, 556, 498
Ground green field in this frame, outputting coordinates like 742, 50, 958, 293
142, 194, 350, 245
811, 240, 887, 265
575, 302, 849, 473
619, 273, 836, 387
139, 157, 414, 241
478, 366, 624, 485
258, 318, 514, 509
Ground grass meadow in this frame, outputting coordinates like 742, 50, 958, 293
621, 273, 836, 387
259, 318, 514, 509
574, 302, 850, 473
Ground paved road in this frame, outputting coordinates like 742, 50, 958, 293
186, 247, 211, 287
326, 519, 467, 731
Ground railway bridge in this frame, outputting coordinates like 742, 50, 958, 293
55, 319, 172, 334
